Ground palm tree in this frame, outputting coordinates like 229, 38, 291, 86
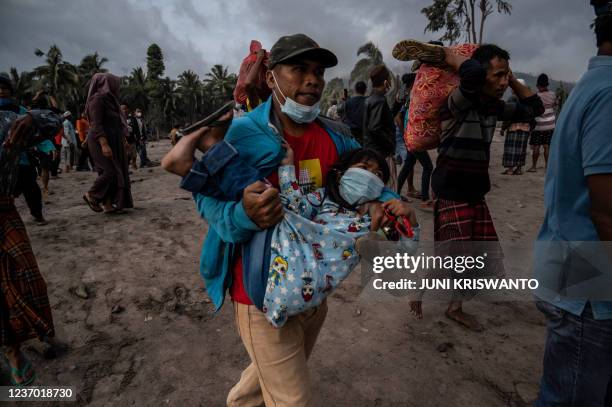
349, 42, 384, 91
158, 77, 180, 128
123, 67, 149, 111
1, 68, 34, 105
204, 64, 237, 106
320, 77, 345, 113
32, 45, 79, 107
357, 42, 383, 66
349, 42, 399, 104
176, 70, 201, 123
79, 52, 108, 86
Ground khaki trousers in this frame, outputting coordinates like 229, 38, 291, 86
227, 300, 328, 407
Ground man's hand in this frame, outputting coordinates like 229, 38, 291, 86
383, 199, 418, 227
243, 181, 283, 229
509, 70, 535, 99
99, 137, 113, 159
3, 114, 34, 149
101, 144, 113, 159
367, 201, 389, 231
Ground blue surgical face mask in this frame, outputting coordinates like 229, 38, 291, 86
339, 167, 384, 206
271, 71, 320, 124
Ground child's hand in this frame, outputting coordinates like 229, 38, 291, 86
382, 199, 418, 227
281, 140, 294, 166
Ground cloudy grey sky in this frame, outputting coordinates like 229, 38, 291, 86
0, 0, 598, 84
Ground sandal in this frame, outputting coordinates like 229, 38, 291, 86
392, 39, 446, 64
10, 357, 36, 386
83, 194, 103, 213
513, 168, 523, 175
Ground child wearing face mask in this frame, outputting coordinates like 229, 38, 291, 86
263, 145, 419, 325
180, 131, 419, 327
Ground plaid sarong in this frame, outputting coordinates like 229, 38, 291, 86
502, 130, 530, 167
0, 197, 54, 345
434, 198, 502, 301
434, 199, 499, 241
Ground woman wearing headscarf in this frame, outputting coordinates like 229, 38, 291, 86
82, 73, 133, 213
1, 74, 61, 385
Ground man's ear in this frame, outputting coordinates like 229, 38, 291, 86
266, 69, 276, 91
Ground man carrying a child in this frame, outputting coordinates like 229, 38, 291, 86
162, 34, 417, 406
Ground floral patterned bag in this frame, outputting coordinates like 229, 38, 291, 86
404, 44, 478, 152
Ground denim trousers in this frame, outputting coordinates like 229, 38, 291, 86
535, 300, 612, 407
397, 150, 433, 200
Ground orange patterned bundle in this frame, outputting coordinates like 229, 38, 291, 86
404, 43, 478, 152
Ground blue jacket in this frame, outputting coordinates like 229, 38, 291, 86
194, 96, 394, 310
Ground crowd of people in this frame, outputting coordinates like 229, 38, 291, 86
0, 2, 610, 406
0, 70, 162, 384
160, 3, 611, 402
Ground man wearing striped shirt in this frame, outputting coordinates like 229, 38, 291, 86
527, 73, 557, 172
430, 44, 544, 331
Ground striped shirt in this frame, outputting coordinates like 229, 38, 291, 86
432, 59, 545, 202
534, 90, 556, 131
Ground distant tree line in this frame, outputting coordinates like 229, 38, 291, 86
2, 43, 237, 137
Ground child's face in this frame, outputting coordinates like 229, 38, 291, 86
350, 159, 384, 181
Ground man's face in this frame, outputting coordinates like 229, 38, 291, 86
120, 105, 129, 116
482, 57, 510, 99
135, 109, 142, 117
267, 59, 326, 106
0, 85, 12, 99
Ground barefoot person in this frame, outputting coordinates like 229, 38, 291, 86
0, 102, 62, 385
398, 42, 544, 329
83, 73, 133, 214
163, 34, 396, 406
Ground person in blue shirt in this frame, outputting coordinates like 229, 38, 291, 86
163, 34, 398, 407
533, 4, 612, 405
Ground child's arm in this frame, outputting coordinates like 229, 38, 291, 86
382, 199, 420, 241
